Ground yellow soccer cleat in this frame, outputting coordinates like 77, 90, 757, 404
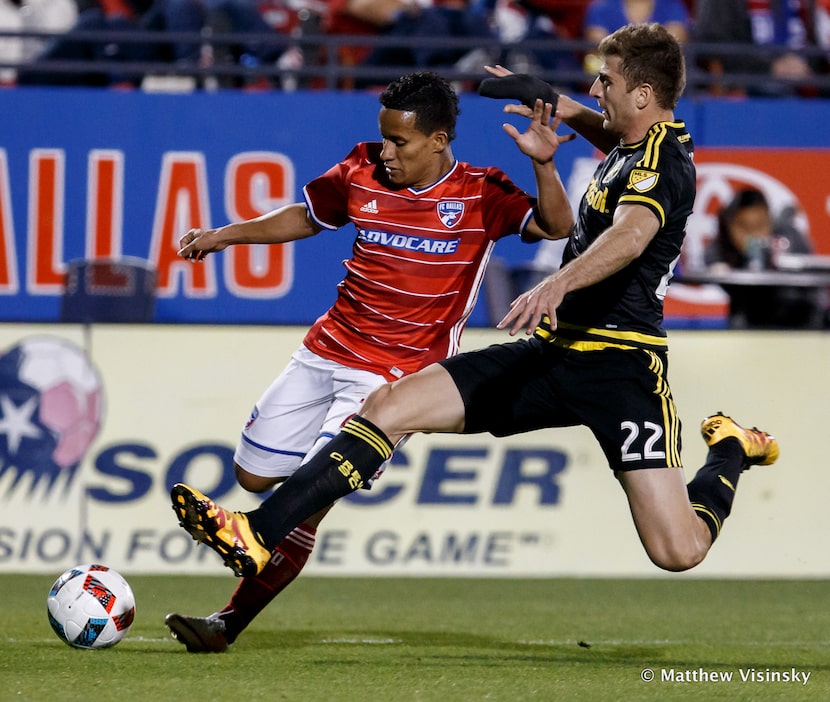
700, 413, 780, 467
171, 483, 270, 577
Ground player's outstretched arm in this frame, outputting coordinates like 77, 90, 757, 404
178, 203, 321, 261
480, 66, 619, 155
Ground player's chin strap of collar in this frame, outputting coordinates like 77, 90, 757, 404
478, 74, 560, 113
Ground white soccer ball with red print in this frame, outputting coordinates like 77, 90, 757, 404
47, 564, 136, 649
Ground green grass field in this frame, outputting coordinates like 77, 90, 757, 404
2, 574, 828, 701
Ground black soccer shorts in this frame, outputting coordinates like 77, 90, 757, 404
439, 337, 682, 472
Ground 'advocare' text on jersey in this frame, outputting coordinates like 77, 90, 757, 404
302, 142, 536, 381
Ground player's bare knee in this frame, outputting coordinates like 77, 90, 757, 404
360, 383, 402, 433
639, 523, 710, 571
646, 541, 707, 572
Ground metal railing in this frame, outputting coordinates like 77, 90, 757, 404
1, 28, 829, 96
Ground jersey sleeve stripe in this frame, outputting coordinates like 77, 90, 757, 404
619, 194, 666, 227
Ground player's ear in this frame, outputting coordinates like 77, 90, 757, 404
432, 130, 449, 152
635, 83, 652, 109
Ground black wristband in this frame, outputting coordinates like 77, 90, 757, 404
478, 74, 559, 112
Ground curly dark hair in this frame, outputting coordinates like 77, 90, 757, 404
599, 23, 686, 110
379, 72, 460, 142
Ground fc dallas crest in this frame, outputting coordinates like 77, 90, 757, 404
437, 201, 464, 227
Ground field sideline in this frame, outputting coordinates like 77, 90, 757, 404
3, 574, 828, 701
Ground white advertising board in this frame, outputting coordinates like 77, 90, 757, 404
0, 324, 826, 578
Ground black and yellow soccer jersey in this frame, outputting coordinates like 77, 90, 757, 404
556, 120, 695, 341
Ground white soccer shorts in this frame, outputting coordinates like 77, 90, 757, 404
234, 345, 389, 481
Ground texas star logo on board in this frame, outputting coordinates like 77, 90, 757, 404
437, 201, 464, 228
0, 335, 104, 498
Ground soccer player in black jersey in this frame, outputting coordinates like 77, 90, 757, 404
171, 23, 779, 577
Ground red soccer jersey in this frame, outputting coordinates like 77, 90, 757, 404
302, 142, 536, 381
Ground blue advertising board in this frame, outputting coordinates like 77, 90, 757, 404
0, 87, 827, 325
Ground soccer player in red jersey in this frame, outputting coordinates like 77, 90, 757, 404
165, 71, 574, 652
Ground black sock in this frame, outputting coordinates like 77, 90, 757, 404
686, 438, 745, 542
246, 415, 394, 549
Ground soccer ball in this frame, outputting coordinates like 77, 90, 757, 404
47, 564, 136, 649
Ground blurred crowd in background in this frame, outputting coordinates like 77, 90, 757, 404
1, 0, 829, 95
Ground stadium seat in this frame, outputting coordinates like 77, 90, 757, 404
61, 257, 157, 323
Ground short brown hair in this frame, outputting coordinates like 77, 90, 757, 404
599, 23, 686, 109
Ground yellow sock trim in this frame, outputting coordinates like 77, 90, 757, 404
343, 418, 393, 460
692, 502, 722, 538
